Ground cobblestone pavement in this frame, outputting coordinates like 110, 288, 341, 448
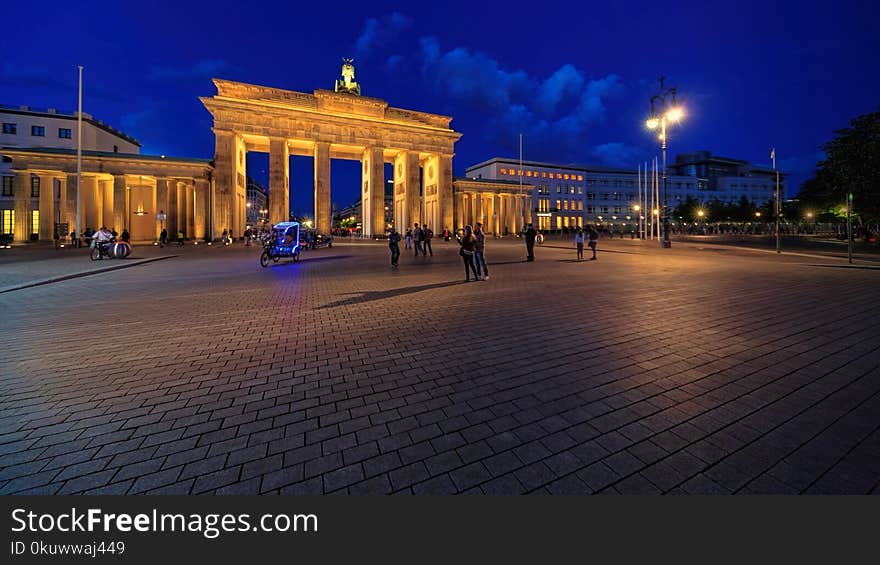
1, 238, 878, 495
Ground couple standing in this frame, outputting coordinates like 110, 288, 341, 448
457, 222, 489, 282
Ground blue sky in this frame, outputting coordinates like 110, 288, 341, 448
2, 0, 877, 214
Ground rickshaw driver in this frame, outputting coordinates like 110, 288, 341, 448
283, 228, 296, 246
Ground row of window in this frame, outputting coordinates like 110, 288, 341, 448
0, 209, 39, 235
499, 168, 584, 181
2, 123, 72, 138
0, 176, 40, 197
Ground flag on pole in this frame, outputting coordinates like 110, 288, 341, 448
770, 147, 776, 168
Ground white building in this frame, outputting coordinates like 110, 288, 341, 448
466, 156, 782, 232
1, 104, 140, 240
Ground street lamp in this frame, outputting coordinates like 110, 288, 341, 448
645, 76, 684, 249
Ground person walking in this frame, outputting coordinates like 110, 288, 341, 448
244, 227, 252, 246
474, 222, 489, 280
404, 228, 413, 250
423, 225, 434, 256
412, 223, 423, 256
587, 224, 599, 260
388, 227, 401, 268
524, 223, 537, 261
159, 228, 168, 247
177, 229, 185, 246
442, 228, 450, 243
574, 227, 585, 261
457, 225, 478, 281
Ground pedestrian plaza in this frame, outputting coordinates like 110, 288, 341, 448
0, 238, 878, 495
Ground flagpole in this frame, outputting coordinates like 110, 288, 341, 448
519, 133, 524, 232
76, 65, 83, 247
772, 148, 781, 254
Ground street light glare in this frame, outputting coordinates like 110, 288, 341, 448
697, 210, 705, 217
645, 117, 660, 130
666, 107, 684, 122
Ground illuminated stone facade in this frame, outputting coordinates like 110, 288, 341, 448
201, 79, 461, 237
1, 147, 211, 242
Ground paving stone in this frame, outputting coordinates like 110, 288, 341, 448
3, 240, 878, 496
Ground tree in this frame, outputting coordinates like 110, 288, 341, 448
798, 108, 880, 223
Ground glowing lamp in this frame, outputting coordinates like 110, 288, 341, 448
666, 107, 684, 122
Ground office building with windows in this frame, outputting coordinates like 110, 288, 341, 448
669, 151, 784, 205
466, 155, 783, 232
1, 104, 142, 241
2, 104, 212, 243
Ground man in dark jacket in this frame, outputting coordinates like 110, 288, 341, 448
388, 228, 401, 268
524, 223, 537, 261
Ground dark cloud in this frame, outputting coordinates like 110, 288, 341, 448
0, 63, 69, 90
148, 59, 240, 81
589, 142, 644, 167
354, 12, 412, 61
418, 37, 624, 161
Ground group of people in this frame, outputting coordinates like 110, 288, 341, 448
389, 221, 600, 279
403, 223, 435, 257
158, 228, 185, 247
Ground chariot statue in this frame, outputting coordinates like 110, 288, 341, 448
334, 58, 361, 95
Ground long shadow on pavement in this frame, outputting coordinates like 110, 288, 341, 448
316, 280, 467, 309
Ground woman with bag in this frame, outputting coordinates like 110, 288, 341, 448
456, 225, 479, 282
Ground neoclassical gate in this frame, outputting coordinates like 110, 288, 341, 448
201, 76, 461, 237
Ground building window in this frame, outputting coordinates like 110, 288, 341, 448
2, 210, 13, 234
113, 145, 118, 153
578, 201, 583, 211
31, 125, 46, 137
587, 192, 595, 200
555, 199, 561, 210
2, 123, 16, 134
587, 205, 595, 214
32, 210, 39, 234
578, 186, 583, 194
59, 128, 72, 139
31, 176, 40, 198
1, 176, 12, 197
556, 185, 561, 193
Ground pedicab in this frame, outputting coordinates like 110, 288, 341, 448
260, 222, 301, 268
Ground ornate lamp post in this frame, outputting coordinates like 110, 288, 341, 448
645, 76, 684, 249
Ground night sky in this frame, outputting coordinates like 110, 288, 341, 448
3, 0, 877, 215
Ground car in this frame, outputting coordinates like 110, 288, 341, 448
301, 231, 333, 250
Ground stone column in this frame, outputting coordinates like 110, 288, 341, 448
213, 131, 236, 238
269, 138, 290, 225
38, 175, 55, 241
314, 142, 331, 234
524, 195, 533, 225
436, 154, 453, 233
58, 177, 67, 231
475, 192, 483, 227
361, 147, 384, 237
454, 192, 463, 229
99, 179, 112, 230
81, 176, 99, 231
508, 195, 517, 234
486, 192, 498, 233
66, 174, 78, 231
494, 194, 502, 235
177, 182, 185, 236
13, 172, 31, 242
194, 178, 208, 239
186, 181, 195, 238
155, 177, 167, 239
113, 175, 126, 233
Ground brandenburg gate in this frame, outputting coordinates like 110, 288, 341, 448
201, 63, 462, 237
